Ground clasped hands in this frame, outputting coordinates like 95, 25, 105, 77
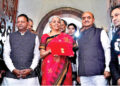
13, 69, 32, 78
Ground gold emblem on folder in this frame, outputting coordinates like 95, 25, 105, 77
61, 48, 64, 53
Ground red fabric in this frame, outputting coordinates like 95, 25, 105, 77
49, 42, 74, 56
40, 33, 73, 85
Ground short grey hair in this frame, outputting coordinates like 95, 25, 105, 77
48, 15, 61, 23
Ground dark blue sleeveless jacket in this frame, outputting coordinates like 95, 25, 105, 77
78, 26, 105, 76
6, 30, 37, 79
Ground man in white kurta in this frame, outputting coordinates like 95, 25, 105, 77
1, 14, 40, 86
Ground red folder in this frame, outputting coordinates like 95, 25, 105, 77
49, 42, 74, 56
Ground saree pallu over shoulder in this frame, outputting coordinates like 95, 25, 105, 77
40, 33, 73, 85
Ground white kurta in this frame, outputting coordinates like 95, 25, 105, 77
1, 32, 40, 86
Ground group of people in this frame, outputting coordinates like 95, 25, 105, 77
0, 5, 120, 86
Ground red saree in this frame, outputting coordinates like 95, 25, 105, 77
40, 33, 74, 85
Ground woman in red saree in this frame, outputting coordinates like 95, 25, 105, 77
40, 16, 75, 85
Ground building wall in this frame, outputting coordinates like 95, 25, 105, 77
17, 0, 109, 31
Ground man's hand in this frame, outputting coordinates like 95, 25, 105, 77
104, 71, 111, 78
0, 70, 5, 78
0, 73, 2, 78
77, 76, 80, 84
21, 69, 32, 78
117, 79, 120, 85
1, 70, 5, 74
12, 69, 21, 78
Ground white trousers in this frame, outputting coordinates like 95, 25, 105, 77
80, 75, 108, 86
1, 77, 40, 86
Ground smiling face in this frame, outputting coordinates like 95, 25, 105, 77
49, 16, 61, 31
82, 12, 95, 29
111, 8, 120, 28
68, 25, 76, 36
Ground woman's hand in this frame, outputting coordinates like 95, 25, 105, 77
40, 49, 51, 59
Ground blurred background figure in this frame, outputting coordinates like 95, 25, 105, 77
0, 40, 7, 85
110, 5, 120, 85
67, 23, 79, 86
27, 18, 36, 34
60, 19, 67, 33
67, 23, 77, 37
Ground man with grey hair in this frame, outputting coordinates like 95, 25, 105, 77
77, 11, 111, 86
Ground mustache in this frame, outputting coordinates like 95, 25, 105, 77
84, 21, 89, 23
